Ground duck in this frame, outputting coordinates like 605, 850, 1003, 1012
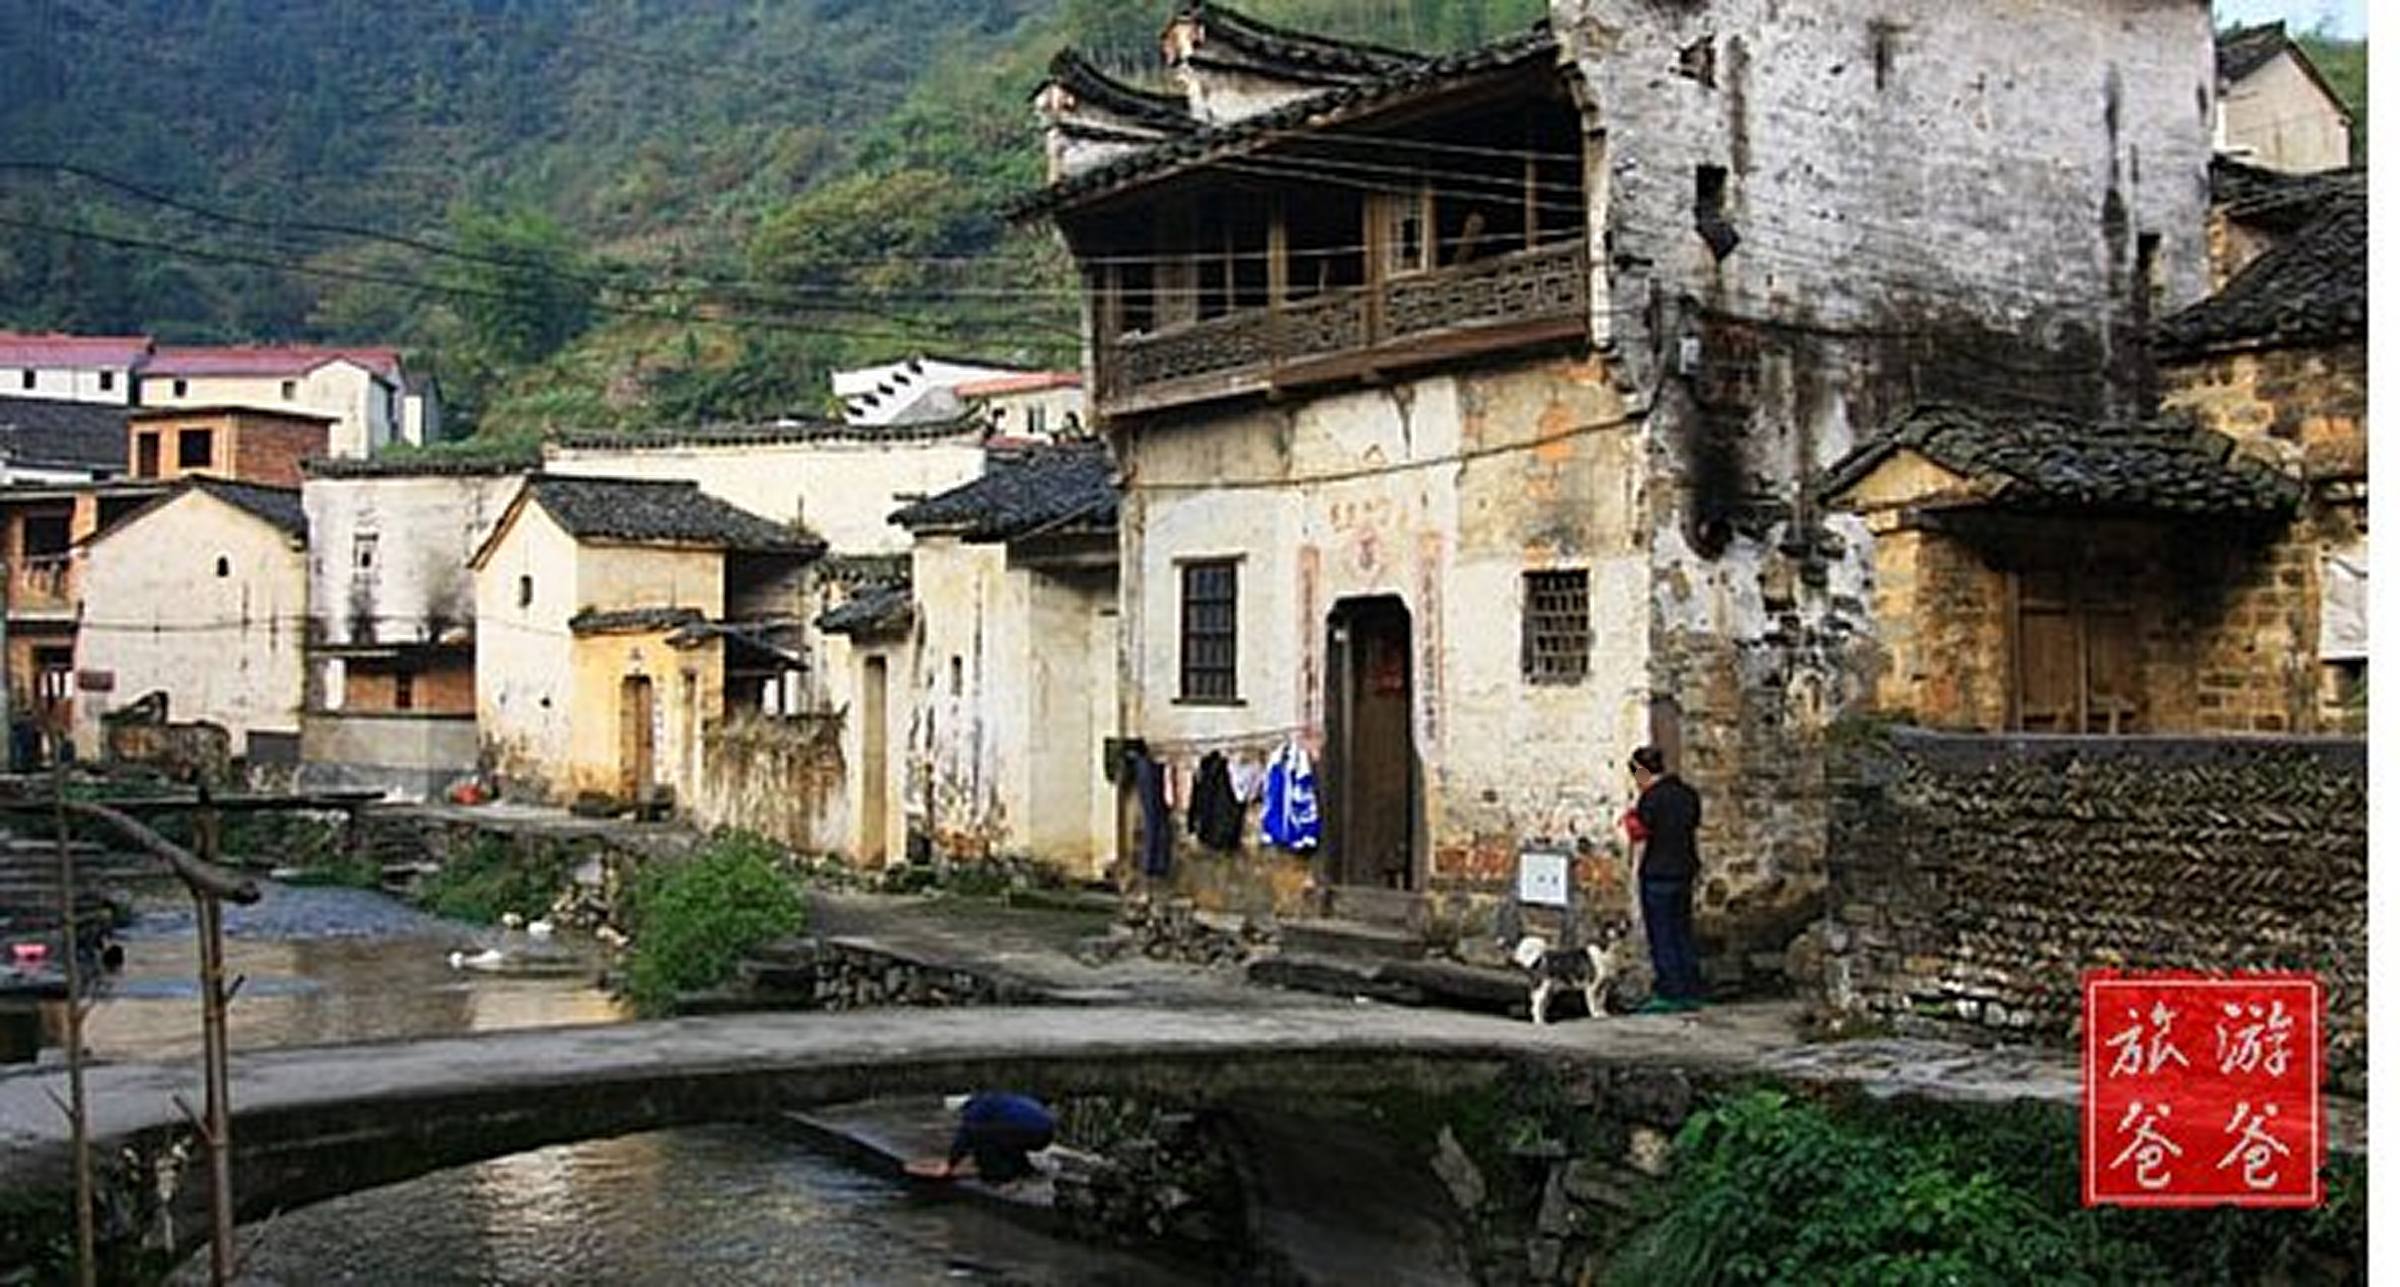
594, 925, 630, 949
447, 948, 507, 972
500, 912, 526, 931
525, 918, 555, 940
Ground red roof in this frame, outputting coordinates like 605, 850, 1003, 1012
953, 370, 1081, 399
147, 345, 405, 380
0, 333, 153, 368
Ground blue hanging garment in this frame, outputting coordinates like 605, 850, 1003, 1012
1262, 740, 1321, 852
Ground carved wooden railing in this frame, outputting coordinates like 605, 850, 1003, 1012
1105, 240, 1588, 405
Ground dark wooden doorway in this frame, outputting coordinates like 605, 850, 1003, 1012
860, 656, 889, 864
1324, 596, 1417, 892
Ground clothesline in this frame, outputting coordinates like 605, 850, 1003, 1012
1139, 723, 1315, 754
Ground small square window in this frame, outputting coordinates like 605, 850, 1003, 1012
1180, 559, 1239, 702
517, 575, 534, 609
1522, 569, 1591, 685
173, 378, 189, 398
98, 371, 114, 392
353, 532, 378, 571
177, 428, 214, 469
281, 380, 298, 400
19, 370, 34, 390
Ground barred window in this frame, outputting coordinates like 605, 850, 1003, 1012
1180, 559, 1239, 702
1522, 569, 1590, 684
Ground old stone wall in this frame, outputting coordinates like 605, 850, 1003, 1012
1556, 0, 2217, 975
695, 712, 847, 856
1821, 728, 2366, 1090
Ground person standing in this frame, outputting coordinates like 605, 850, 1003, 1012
1627, 746, 1705, 1012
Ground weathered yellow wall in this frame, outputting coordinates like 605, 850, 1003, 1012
566, 631, 720, 805
574, 543, 725, 620
74, 489, 307, 757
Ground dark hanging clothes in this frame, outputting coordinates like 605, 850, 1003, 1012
1188, 751, 1244, 851
1136, 754, 1173, 878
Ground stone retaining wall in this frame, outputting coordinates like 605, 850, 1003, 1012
1821, 728, 2366, 1089
733, 936, 1038, 1011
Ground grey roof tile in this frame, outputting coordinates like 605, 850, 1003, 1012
0, 396, 126, 471
1822, 404, 2300, 518
523, 474, 823, 554
890, 442, 1117, 541
2160, 185, 2364, 356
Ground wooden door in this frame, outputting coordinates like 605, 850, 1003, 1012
2013, 568, 2141, 734
619, 676, 654, 802
1327, 598, 1416, 891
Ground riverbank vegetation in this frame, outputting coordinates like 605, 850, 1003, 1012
1610, 1089, 2365, 1286
619, 832, 808, 1015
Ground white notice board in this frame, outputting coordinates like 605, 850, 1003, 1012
1518, 849, 1571, 908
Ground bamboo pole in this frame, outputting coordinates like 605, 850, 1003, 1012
52, 747, 95, 1287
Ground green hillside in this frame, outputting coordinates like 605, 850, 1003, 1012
0, 0, 1544, 439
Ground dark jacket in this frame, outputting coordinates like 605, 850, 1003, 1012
1188, 751, 1243, 851
1634, 774, 1702, 882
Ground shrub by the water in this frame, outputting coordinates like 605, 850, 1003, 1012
418, 835, 572, 924
621, 832, 806, 1015
1608, 1089, 2364, 1286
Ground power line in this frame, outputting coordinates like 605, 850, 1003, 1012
0, 214, 1079, 357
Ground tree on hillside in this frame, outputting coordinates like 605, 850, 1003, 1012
447, 207, 599, 368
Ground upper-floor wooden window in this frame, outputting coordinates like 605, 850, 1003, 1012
2013, 567, 2140, 733
1179, 559, 1239, 703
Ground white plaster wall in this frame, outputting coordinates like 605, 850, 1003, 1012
139, 362, 391, 459
543, 436, 987, 556
2, 367, 133, 404
474, 501, 578, 789
981, 386, 1088, 438
1122, 359, 1651, 870
2221, 52, 2353, 174
75, 491, 307, 755
906, 536, 1024, 854
303, 473, 521, 653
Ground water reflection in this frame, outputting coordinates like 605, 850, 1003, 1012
82, 892, 626, 1063
177, 1126, 1210, 1286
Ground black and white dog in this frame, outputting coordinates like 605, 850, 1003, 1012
1512, 918, 1633, 1025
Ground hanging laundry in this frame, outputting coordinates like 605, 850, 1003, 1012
1262, 740, 1321, 852
1227, 754, 1265, 806
1135, 754, 1173, 877
1188, 751, 1244, 851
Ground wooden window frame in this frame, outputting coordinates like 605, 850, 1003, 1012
1521, 568, 1592, 685
1177, 556, 1242, 705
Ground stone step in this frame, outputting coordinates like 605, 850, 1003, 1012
1322, 884, 1426, 930
1277, 917, 1430, 962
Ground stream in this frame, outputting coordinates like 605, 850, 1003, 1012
75, 883, 1212, 1285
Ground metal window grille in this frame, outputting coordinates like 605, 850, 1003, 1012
1181, 560, 1239, 701
1522, 569, 1590, 684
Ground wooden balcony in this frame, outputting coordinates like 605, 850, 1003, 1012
1098, 240, 1591, 418
9, 557, 76, 619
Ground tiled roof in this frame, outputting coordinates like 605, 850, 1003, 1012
0, 334, 151, 368
1013, 23, 1557, 218
548, 414, 984, 452
303, 452, 538, 479
891, 442, 1118, 541
1822, 404, 2300, 518
2159, 185, 2364, 356
522, 475, 824, 554
815, 585, 914, 638
147, 345, 403, 379
2210, 157, 2364, 228
0, 396, 127, 471
1045, 49, 1198, 133
190, 477, 307, 538
569, 606, 706, 636
1174, 3, 1428, 81
2217, 22, 2288, 83
819, 553, 911, 588
127, 405, 338, 424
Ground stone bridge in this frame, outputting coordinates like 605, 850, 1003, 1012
0, 1001, 2162, 1273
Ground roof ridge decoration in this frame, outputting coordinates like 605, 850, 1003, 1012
547, 413, 986, 452
1168, 3, 1430, 82
1017, 18, 1559, 218
1045, 48, 1200, 133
